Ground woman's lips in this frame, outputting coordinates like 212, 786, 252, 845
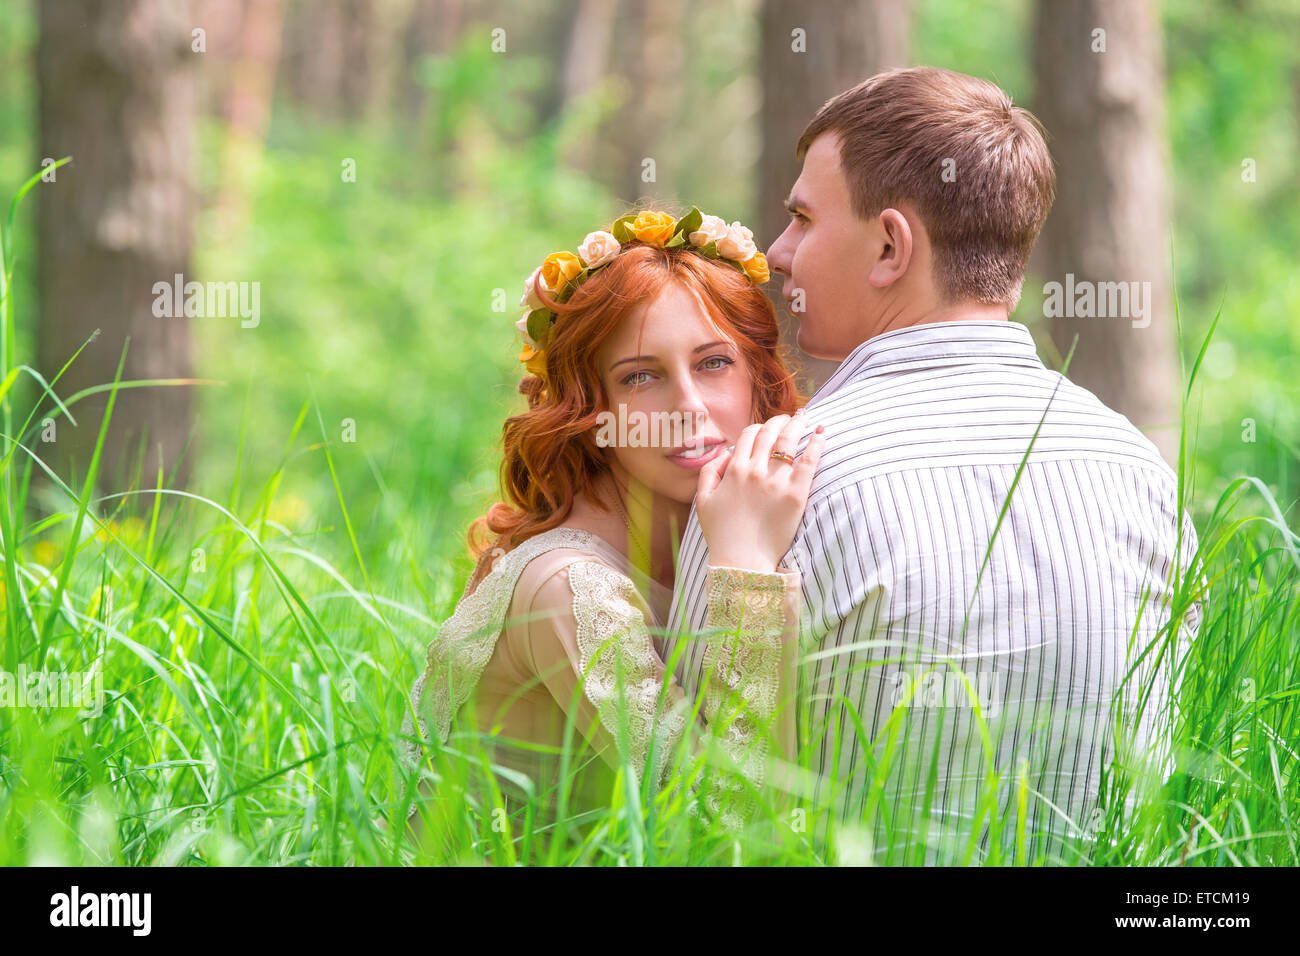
666, 439, 725, 471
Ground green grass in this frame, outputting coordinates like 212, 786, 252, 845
1, 157, 1297, 867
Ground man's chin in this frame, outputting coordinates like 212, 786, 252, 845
796, 325, 842, 362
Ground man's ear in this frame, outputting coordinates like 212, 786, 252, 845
867, 207, 913, 289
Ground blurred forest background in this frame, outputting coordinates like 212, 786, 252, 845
0, 0, 1296, 596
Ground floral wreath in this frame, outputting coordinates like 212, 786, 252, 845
516, 207, 770, 379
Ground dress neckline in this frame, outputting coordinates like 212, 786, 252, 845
527, 526, 674, 622
569, 530, 670, 590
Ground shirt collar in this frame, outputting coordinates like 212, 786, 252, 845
807, 319, 1045, 405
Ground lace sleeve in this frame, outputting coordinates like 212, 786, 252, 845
526, 558, 800, 831
694, 564, 801, 825
701, 565, 800, 767
529, 560, 691, 794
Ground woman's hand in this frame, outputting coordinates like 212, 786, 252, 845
694, 410, 826, 573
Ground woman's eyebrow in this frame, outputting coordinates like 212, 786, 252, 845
609, 341, 732, 372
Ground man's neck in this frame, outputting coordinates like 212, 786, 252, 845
874, 299, 1010, 337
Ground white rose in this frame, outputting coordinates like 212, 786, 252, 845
716, 221, 757, 261
515, 314, 538, 348
577, 230, 620, 269
688, 214, 729, 248
520, 266, 552, 310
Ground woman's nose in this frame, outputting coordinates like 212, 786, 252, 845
672, 375, 710, 424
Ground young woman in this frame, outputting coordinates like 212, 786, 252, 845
400, 209, 824, 834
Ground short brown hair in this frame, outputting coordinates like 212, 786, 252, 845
797, 66, 1055, 309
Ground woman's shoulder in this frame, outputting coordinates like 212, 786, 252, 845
508, 530, 633, 616
476, 526, 599, 589
501, 531, 647, 675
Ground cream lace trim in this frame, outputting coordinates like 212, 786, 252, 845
691, 565, 796, 829
567, 561, 793, 831
568, 559, 691, 791
399, 527, 595, 770
400, 529, 796, 834
701, 566, 789, 779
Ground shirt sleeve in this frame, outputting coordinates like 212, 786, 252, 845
522, 557, 800, 829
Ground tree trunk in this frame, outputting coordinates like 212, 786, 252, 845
36, 0, 197, 492
559, 0, 617, 169
213, 0, 285, 240
281, 0, 355, 118
612, 0, 683, 204
759, 0, 911, 396
401, 0, 449, 125
1031, 0, 1179, 462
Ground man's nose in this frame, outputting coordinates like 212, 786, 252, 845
768, 222, 795, 276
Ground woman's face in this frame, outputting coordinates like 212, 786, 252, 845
595, 281, 757, 505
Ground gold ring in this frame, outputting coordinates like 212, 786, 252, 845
770, 450, 796, 465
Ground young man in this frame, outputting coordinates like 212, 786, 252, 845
667, 67, 1202, 861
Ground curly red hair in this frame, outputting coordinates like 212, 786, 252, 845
466, 241, 801, 584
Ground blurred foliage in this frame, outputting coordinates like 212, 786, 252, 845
0, 0, 1297, 870
1161, 0, 1300, 511
0, 0, 1293, 605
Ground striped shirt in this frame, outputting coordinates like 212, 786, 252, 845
665, 319, 1202, 862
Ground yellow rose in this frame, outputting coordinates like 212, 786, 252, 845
628, 210, 677, 246
519, 343, 548, 378
741, 252, 770, 284
540, 252, 583, 295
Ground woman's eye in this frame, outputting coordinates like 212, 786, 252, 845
701, 356, 733, 371
621, 370, 651, 387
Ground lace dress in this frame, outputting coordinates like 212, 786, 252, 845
399, 527, 801, 830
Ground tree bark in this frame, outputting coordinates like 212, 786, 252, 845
281, 0, 367, 119
401, 0, 449, 124
1031, 0, 1179, 462
558, 0, 617, 169
562, 0, 617, 110
36, 0, 198, 492
213, 0, 285, 240
759, 0, 911, 395
611, 0, 683, 204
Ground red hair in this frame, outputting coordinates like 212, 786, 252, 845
466, 241, 801, 582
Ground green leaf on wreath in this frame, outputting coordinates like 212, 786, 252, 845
675, 206, 702, 240
611, 214, 636, 243
526, 309, 551, 344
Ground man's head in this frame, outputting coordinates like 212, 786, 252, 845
767, 67, 1056, 360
